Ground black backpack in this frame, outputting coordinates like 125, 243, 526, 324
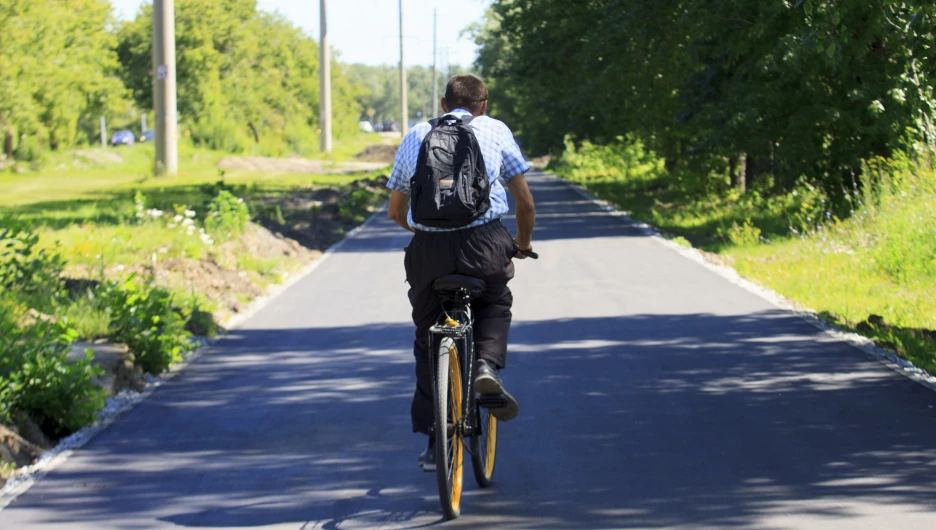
410, 114, 490, 228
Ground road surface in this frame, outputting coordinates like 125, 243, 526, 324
3, 171, 936, 529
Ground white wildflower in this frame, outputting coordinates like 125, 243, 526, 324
185, 210, 196, 218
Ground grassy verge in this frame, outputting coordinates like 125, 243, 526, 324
3, 143, 390, 335
551, 138, 936, 373
0, 142, 390, 459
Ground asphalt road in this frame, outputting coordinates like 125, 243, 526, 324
3, 171, 936, 529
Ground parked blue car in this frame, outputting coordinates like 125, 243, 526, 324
139, 128, 155, 142
110, 129, 135, 146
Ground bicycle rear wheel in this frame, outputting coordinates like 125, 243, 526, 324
470, 401, 497, 487
434, 338, 464, 520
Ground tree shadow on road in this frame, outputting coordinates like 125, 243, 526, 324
5, 311, 936, 528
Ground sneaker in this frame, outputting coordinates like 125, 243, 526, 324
418, 436, 436, 472
474, 360, 520, 421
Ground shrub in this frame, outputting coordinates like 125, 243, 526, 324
205, 190, 250, 240
0, 226, 66, 298
722, 219, 763, 247
0, 303, 105, 438
337, 188, 376, 223
104, 277, 194, 374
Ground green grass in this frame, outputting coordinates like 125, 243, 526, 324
1, 142, 390, 339
552, 142, 936, 373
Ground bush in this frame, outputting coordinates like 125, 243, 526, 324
549, 134, 666, 189
205, 190, 250, 240
0, 303, 105, 439
104, 277, 194, 374
337, 188, 377, 223
0, 226, 66, 298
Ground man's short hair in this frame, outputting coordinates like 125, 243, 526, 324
444, 74, 488, 113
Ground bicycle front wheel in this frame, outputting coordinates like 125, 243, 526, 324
434, 338, 464, 520
470, 401, 497, 487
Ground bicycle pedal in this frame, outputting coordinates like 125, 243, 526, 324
477, 393, 508, 409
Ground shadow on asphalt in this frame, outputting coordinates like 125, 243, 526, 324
334, 172, 649, 254
9, 311, 936, 528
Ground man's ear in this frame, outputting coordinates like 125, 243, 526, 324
440, 98, 449, 113
479, 100, 488, 116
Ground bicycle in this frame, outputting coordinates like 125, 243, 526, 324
428, 249, 537, 520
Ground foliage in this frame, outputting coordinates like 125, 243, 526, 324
0, 225, 65, 294
104, 277, 194, 375
337, 188, 378, 223
345, 64, 472, 125
474, 0, 936, 195
0, 302, 105, 438
116, 0, 362, 156
0, 0, 128, 159
550, 135, 665, 188
205, 190, 250, 240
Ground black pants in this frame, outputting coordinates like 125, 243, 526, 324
404, 220, 518, 435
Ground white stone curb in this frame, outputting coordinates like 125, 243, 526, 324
0, 207, 387, 511
546, 171, 936, 393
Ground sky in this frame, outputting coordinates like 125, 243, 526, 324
110, 0, 492, 68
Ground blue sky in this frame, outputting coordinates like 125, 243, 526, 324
110, 0, 492, 67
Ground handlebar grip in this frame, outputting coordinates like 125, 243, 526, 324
521, 249, 539, 259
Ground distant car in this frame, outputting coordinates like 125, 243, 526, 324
110, 129, 135, 146
358, 120, 375, 133
373, 122, 385, 132
139, 128, 155, 142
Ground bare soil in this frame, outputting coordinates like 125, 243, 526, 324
354, 144, 399, 163
216, 155, 386, 174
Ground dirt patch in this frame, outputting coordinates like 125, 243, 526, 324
217, 155, 386, 174
72, 149, 124, 166
253, 174, 389, 250
0, 424, 43, 472
699, 250, 736, 268
354, 144, 398, 163
136, 224, 316, 318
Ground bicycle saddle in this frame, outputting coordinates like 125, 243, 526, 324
432, 274, 486, 297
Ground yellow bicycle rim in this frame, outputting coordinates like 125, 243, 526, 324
448, 343, 464, 512
484, 412, 497, 478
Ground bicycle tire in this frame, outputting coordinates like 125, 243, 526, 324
434, 338, 464, 519
470, 400, 497, 487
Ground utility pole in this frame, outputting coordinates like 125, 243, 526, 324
100, 117, 106, 148
141, 113, 147, 133
432, 8, 438, 118
319, 0, 332, 153
153, 0, 178, 175
399, 0, 408, 135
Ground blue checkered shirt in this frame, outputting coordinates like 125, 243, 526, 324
387, 108, 530, 231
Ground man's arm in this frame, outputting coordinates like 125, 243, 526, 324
388, 190, 414, 232
506, 173, 536, 258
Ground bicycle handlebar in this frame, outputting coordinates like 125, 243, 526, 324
519, 248, 539, 259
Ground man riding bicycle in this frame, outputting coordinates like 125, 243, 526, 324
387, 74, 536, 471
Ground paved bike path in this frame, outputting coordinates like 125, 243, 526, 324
3, 171, 936, 528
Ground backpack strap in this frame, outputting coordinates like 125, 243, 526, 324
432, 113, 477, 128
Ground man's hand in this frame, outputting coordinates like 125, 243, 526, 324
388, 190, 414, 232
513, 240, 533, 259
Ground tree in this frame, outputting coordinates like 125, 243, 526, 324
474, 0, 936, 194
116, 0, 362, 155
0, 0, 128, 160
